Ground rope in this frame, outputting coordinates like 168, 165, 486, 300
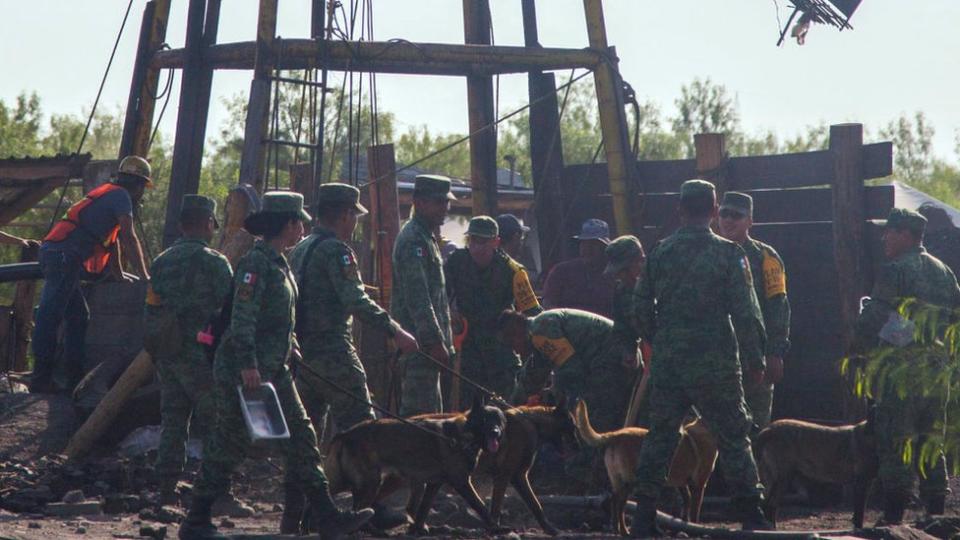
360, 68, 596, 189
46, 0, 136, 233
292, 355, 459, 445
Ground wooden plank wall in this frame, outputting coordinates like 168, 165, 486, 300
557, 139, 893, 421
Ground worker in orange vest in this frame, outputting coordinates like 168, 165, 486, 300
30, 155, 152, 394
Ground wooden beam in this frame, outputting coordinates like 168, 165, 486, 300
11, 244, 40, 372
152, 39, 604, 76
583, 0, 634, 236
120, 0, 172, 158
238, 0, 279, 193
65, 350, 155, 460
830, 124, 867, 355
288, 162, 318, 208
463, 0, 498, 216
162, 0, 221, 248
527, 72, 568, 274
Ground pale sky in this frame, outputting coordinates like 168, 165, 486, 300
2, 0, 958, 160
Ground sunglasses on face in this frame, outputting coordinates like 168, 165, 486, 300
719, 209, 747, 220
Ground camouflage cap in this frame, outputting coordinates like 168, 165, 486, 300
680, 179, 716, 200
414, 174, 457, 201
181, 194, 219, 228
260, 191, 312, 222
884, 207, 927, 236
720, 191, 753, 218
317, 182, 368, 215
604, 235, 645, 276
467, 216, 499, 239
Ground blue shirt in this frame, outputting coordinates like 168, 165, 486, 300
43, 187, 133, 259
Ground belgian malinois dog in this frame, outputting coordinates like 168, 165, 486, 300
574, 401, 718, 535
325, 395, 507, 534
405, 397, 578, 535
754, 412, 877, 529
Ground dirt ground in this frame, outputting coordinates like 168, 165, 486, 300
1, 467, 956, 540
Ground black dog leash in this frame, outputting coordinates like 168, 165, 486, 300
413, 351, 526, 416
291, 356, 459, 446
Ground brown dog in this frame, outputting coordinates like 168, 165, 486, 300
754, 414, 877, 529
574, 401, 718, 535
325, 395, 507, 534
406, 398, 578, 535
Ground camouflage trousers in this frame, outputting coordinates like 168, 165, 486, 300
155, 349, 216, 480
458, 336, 520, 411
296, 345, 375, 442
635, 376, 763, 500
743, 380, 774, 434
876, 389, 948, 499
556, 341, 637, 488
399, 351, 444, 416
192, 368, 332, 511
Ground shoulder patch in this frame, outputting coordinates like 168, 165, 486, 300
242, 272, 258, 285
761, 251, 786, 298
414, 246, 425, 258
739, 255, 753, 284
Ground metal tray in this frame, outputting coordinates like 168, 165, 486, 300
237, 382, 290, 441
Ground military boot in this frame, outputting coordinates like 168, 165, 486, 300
630, 494, 663, 538
304, 484, 374, 540
178, 496, 227, 540
370, 503, 411, 530
279, 483, 305, 535
880, 492, 906, 525
735, 495, 775, 531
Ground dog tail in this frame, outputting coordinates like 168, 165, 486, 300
574, 400, 608, 448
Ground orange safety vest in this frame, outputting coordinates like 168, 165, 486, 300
44, 183, 123, 275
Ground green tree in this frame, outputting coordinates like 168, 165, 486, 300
881, 112, 936, 183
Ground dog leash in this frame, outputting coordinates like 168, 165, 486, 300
413, 351, 527, 416
291, 356, 459, 446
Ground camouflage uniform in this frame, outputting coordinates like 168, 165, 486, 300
632, 223, 766, 502
739, 237, 791, 430
391, 214, 453, 415
192, 240, 334, 513
146, 236, 232, 483
855, 241, 960, 502
289, 225, 398, 438
445, 246, 541, 408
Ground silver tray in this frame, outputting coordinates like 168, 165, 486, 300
237, 382, 290, 441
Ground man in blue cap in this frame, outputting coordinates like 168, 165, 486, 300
542, 218, 615, 317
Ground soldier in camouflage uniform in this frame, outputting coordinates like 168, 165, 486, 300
391, 175, 456, 416
285, 184, 418, 533
445, 216, 541, 408
718, 192, 791, 431
854, 208, 960, 524
179, 193, 371, 540
631, 180, 771, 536
145, 195, 232, 505
605, 236, 648, 425
498, 308, 637, 486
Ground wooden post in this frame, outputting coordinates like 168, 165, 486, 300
162, 0, 221, 248
363, 144, 401, 411
695, 133, 728, 234
11, 243, 40, 372
289, 162, 318, 209
830, 124, 866, 354
120, 0, 172, 158
239, 0, 279, 193
64, 350, 155, 460
463, 0, 499, 216
218, 186, 258, 266
583, 0, 634, 236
